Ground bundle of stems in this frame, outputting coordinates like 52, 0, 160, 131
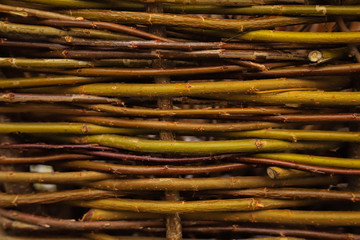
1, 1, 360, 239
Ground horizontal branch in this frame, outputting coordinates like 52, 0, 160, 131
0, 143, 114, 151
86, 104, 299, 117
235, 156, 360, 175
0, 21, 140, 41
67, 10, 321, 32
254, 153, 360, 169
0, 93, 122, 104
183, 226, 360, 240
82, 208, 360, 226
37, 18, 174, 42
226, 129, 360, 142
0, 57, 93, 68
212, 187, 360, 201
0, 104, 107, 116
0, 209, 163, 231
82, 151, 250, 164
26, 78, 345, 97
243, 113, 360, 122
55, 65, 245, 77
0, 76, 108, 89
0, 153, 91, 164
39, 49, 308, 61
0, 171, 114, 184
0, 189, 115, 208
239, 30, 360, 43
51, 37, 323, 51
183, 210, 360, 226
0, 122, 148, 135
69, 116, 280, 132
0, 171, 112, 183
266, 166, 313, 179
59, 160, 249, 175
239, 62, 360, 78
194, 5, 360, 16
86, 175, 339, 191
69, 197, 313, 214
69, 134, 336, 154
126, 0, 311, 6
217, 91, 360, 106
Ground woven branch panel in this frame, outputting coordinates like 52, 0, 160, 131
0, 0, 360, 240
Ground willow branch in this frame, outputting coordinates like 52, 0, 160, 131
66, 10, 322, 32
184, 226, 360, 240
126, 0, 311, 6
239, 62, 360, 78
0, 104, 107, 116
51, 37, 321, 51
0, 76, 109, 89
25, 78, 345, 97
0, 122, 149, 135
0, 93, 122, 104
70, 197, 313, 214
0, 57, 93, 68
243, 113, 360, 122
266, 167, 313, 179
86, 104, 299, 117
37, 19, 174, 42
194, 5, 360, 16
239, 30, 360, 43
85, 233, 223, 240
0, 3, 75, 20
68, 134, 337, 154
86, 175, 340, 191
254, 153, 360, 169
226, 129, 360, 142
52, 65, 245, 77
15, 0, 112, 8
81, 151, 243, 164
69, 116, 280, 132
0, 153, 91, 164
217, 91, 360, 106
37, 48, 307, 61
58, 160, 249, 175
0, 21, 141, 41
0, 143, 114, 151
235, 156, 360, 175
0, 38, 66, 50
212, 187, 360, 202
0, 171, 112, 183
0, 3, 172, 42
0, 209, 163, 231
183, 210, 360, 226
0, 189, 116, 208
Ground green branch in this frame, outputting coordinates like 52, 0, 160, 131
183, 210, 360, 226
226, 129, 360, 142
23, 78, 345, 97
0, 171, 112, 183
67, 10, 321, 32
70, 197, 313, 214
86, 104, 299, 117
239, 30, 360, 43
86, 175, 340, 191
0, 122, 148, 135
69, 116, 280, 132
68, 134, 337, 154
217, 91, 360, 106
0, 189, 115, 208
254, 153, 360, 169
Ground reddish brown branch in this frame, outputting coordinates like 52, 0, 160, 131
0, 209, 163, 231
236, 156, 360, 175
